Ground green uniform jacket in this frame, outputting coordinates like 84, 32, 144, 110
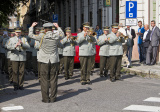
107, 32, 124, 56
97, 34, 110, 56
28, 27, 64, 64
76, 31, 96, 56
61, 36, 77, 56
7, 36, 30, 61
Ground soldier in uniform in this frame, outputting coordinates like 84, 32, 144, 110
97, 26, 110, 77
107, 23, 125, 82
54, 26, 64, 75
29, 22, 64, 103
25, 30, 32, 73
35, 28, 44, 80
61, 27, 76, 80
76, 22, 96, 85
6, 30, 15, 83
90, 27, 97, 74
7, 27, 30, 90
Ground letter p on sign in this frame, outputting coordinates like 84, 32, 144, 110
129, 2, 134, 12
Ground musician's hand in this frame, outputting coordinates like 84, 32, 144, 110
19, 39, 22, 44
53, 23, 59, 28
116, 32, 120, 37
84, 32, 87, 37
104, 38, 108, 41
15, 42, 20, 48
31, 22, 38, 27
70, 36, 74, 40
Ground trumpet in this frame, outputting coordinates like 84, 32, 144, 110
117, 31, 128, 42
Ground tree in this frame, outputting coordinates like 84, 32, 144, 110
0, 0, 29, 27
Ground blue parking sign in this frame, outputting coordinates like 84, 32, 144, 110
53, 14, 58, 22
126, 1, 137, 18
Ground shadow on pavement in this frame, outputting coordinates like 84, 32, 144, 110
57, 88, 92, 102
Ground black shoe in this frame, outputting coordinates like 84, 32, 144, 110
86, 80, 92, 85
81, 82, 86, 85
19, 86, 24, 90
65, 77, 69, 80
110, 78, 116, 82
14, 87, 18, 91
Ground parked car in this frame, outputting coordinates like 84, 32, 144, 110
71, 33, 100, 64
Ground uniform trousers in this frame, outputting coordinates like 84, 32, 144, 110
109, 55, 122, 80
12, 61, 25, 87
91, 55, 95, 71
8, 59, 13, 82
32, 56, 37, 74
63, 56, 74, 78
80, 56, 91, 82
40, 62, 58, 102
57, 54, 64, 74
26, 51, 32, 71
99, 56, 110, 76
38, 62, 41, 80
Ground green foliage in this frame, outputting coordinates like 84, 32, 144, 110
0, 0, 29, 27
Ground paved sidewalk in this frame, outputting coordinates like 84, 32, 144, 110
122, 61, 160, 79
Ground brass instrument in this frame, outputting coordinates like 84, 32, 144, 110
117, 31, 129, 42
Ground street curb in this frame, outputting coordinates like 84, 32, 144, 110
122, 67, 160, 79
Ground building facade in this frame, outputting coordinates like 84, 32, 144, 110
54, 0, 119, 32
119, 0, 160, 63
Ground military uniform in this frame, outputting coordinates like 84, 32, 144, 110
29, 22, 64, 103
76, 22, 96, 85
7, 28, 30, 90
6, 31, 15, 83
107, 23, 125, 82
97, 26, 110, 77
57, 41, 64, 74
29, 38, 38, 76
89, 27, 97, 73
34, 40, 41, 79
61, 27, 76, 80
25, 33, 32, 72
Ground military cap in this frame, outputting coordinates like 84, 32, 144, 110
111, 23, 119, 28
43, 22, 53, 28
82, 22, 90, 28
103, 26, 110, 30
8, 29, 15, 33
65, 27, 71, 32
14, 27, 22, 32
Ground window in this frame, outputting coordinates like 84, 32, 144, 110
14, 22, 17, 27
9, 21, 12, 27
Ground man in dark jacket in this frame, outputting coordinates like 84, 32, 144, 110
142, 24, 151, 64
125, 26, 136, 66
